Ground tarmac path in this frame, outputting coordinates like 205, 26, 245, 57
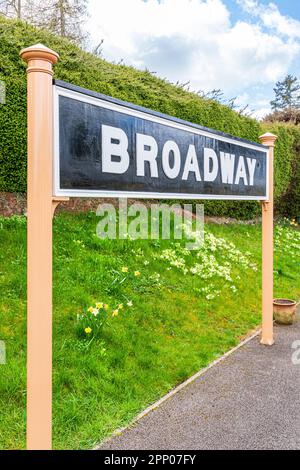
98, 311, 300, 450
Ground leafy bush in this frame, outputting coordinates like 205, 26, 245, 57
0, 16, 299, 218
260, 123, 295, 202
264, 108, 300, 125
273, 124, 300, 218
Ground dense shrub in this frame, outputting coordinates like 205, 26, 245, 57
0, 16, 299, 218
273, 124, 300, 218
264, 108, 300, 126
260, 123, 295, 202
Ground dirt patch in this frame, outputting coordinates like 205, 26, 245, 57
0, 192, 27, 217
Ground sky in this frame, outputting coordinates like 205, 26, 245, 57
87, 0, 300, 119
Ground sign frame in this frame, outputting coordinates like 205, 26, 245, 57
53, 80, 269, 201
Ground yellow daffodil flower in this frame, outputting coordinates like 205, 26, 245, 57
134, 271, 141, 277
112, 309, 119, 317
88, 307, 94, 313
96, 302, 103, 309
118, 303, 124, 309
121, 266, 128, 273
104, 304, 109, 310
84, 327, 92, 334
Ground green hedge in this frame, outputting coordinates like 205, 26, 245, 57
0, 16, 299, 218
272, 124, 300, 218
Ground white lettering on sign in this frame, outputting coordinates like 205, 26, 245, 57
204, 148, 219, 182
101, 125, 257, 185
102, 125, 130, 174
247, 157, 257, 186
235, 156, 248, 185
136, 133, 158, 178
162, 140, 181, 179
182, 145, 201, 181
220, 152, 235, 184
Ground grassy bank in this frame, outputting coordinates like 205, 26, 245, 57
0, 212, 299, 449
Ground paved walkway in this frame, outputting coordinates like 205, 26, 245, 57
99, 311, 300, 450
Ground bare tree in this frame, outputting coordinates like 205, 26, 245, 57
92, 39, 104, 57
1, 0, 88, 46
0, 0, 22, 18
37, 0, 88, 45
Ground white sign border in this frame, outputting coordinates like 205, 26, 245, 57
53, 84, 269, 201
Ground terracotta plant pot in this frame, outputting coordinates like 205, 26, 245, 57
273, 299, 297, 325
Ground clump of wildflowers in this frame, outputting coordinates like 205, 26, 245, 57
76, 297, 134, 340
154, 227, 259, 300
77, 302, 108, 339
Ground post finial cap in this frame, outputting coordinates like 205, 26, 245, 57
259, 132, 278, 147
20, 43, 59, 64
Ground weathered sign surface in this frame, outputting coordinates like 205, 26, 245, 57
54, 80, 268, 200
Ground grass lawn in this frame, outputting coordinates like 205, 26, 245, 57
0, 211, 299, 450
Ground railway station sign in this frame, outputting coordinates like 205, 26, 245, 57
54, 80, 268, 201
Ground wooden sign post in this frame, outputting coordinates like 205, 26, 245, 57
20, 43, 277, 450
20, 44, 62, 450
259, 132, 277, 345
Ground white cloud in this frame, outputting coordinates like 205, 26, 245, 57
237, 0, 300, 39
252, 107, 270, 120
87, 0, 300, 111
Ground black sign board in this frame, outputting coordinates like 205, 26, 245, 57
54, 80, 269, 200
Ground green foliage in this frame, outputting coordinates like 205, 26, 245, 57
274, 124, 300, 218
203, 200, 260, 220
0, 77, 27, 192
260, 122, 300, 218
0, 16, 299, 218
270, 74, 300, 111
260, 123, 294, 202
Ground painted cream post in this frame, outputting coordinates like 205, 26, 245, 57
20, 44, 68, 450
259, 132, 277, 346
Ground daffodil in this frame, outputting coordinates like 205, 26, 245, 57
84, 327, 92, 334
87, 307, 94, 313
118, 303, 123, 310
112, 309, 119, 317
134, 271, 141, 277
104, 304, 109, 310
96, 302, 103, 309
121, 266, 128, 273
91, 308, 99, 316
127, 301, 133, 307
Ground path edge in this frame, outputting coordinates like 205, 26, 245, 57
94, 327, 261, 449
